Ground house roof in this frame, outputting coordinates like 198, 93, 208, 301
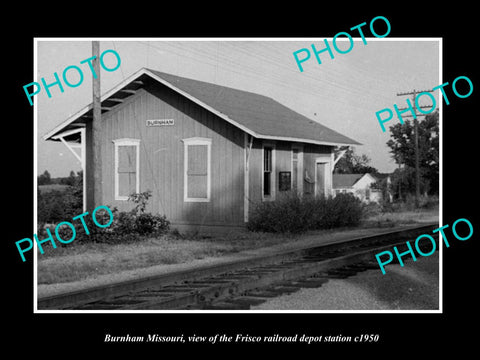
333, 174, 365, 188
43, 68, 360, 147
333, 172, 388, 188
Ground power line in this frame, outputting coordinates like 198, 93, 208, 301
141, 41, 395, 111
221, 42, 396, 104
139, 41, 372, 111
396, 88, 434, 208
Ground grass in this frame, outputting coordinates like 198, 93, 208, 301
37, 207, 439, 286
37, 232, 290, 285
361, 205, 439, 228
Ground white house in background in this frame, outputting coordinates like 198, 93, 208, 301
333, 173, 392, 203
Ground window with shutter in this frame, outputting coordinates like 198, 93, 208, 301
113, 139, 140, 200
183, 138, 211, 202
263, 147, 272, 196
262, 143, 276, 201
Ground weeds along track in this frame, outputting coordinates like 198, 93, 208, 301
38, 223, 438, 310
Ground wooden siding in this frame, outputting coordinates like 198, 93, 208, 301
247, 140, 334, 205
99, 83, 245, 226
94, 81, 335, 227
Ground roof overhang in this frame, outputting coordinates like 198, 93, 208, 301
43, 68, 149, 142
43, 68, 361, 147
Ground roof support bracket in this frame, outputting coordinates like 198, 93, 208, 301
54, 128, 86, 211
333, 148, 348, 167
58, 136, 82, 164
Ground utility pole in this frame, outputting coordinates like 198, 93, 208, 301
86, 41, 103, 212
396, 89, 434, 208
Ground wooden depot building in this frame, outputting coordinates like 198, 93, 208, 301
44, 68, 360, 231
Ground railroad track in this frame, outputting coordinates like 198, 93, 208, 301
38, 223, 438, 310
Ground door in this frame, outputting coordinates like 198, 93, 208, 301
291, 145, 304, 195
315, 162, 326, 197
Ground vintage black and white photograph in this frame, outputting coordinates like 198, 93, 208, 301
34, 38, 441, 312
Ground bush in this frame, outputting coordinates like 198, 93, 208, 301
53, 211, 121, 244
37, 188, 83, 224
247, 192, 310, 233
133, 212, 170, 235
362, 202, 383, 218
309, 193, 363, 229
39, 190, 170, 245
379, 194, 439, 213
247, 192, 363, 234
120, 190, 170, 236
419, 194, 439, 209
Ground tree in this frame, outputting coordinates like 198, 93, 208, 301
37, 170, 51, 185
60, 170, 77, 186
386, 110, 439, 195
37, 171, 83, 224
333, 147, 378, 174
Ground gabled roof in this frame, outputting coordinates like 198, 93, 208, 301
44, 68, 360, 147
333, 174, 365, 188
333, 173, 385, 189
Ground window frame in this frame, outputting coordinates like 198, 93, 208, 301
183, 137, 212, 203
113, 138, 140, 201
262, 142, 276, 201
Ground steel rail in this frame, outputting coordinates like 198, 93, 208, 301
38, 223, 438, 310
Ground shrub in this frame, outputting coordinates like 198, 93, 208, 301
362, 202, 383, 218
247, 192, 313, 234
112, 209, 137, 235
309, 193, 363, 229
131, 212, 170, 236
418, 194, 439, 209
379, 194, 439, 213
247, 192, 363, 234
128, 190, 152, 214
53, 211, 121, 244
121, 190, 170, 235
37, 188, 83, 224
39, 190, 170, 245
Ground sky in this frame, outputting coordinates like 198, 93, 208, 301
35, 38, 440, 177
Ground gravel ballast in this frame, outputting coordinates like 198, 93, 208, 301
251, 252, 440, 311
